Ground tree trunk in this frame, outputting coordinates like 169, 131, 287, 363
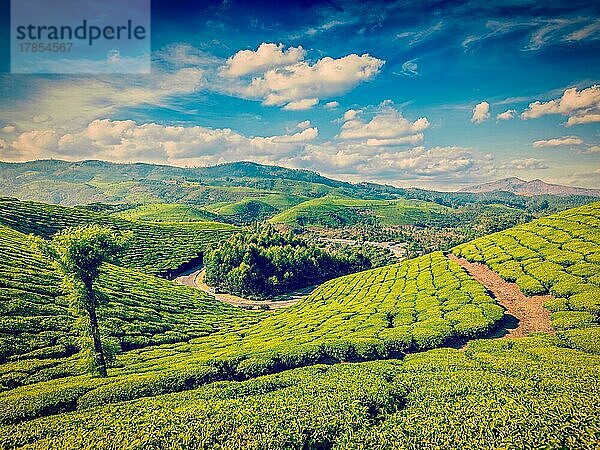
85, 288, 107, 378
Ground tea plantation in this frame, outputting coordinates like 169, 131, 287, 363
0, 197, 237, 276
453, 201, 600, 353
0, 202, 598, 448
0, 223, 256, 389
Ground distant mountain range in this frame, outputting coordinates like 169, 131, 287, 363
462, 177, 600, 197
0, 160, 598, 211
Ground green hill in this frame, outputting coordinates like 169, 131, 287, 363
1, 160, 595, 218
114, 203, 222, 223
0, 202, 598, 448
269, 195, 459, 227
453, 201, 600, 350
0, 197, 237, 276
0, 223, 255, 387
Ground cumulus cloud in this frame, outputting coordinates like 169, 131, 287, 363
342, 109, 360, 121
11, 130, 60, 158
2, 113, 500, 189
510, 158, 549, 170
578, 145, 600, 154
225, 44, 384, 110
290, 143, 493, 185
324, 101, 339, 109
496, 109, 516, 121
532, 136, 583, 148
2, 119, 319, 166
220, 43, 306, 77
338, 103, 429, 147
282, 98, 319, 111
471, 101, 490, 123
566, 114, 600, 126
271, 127, 318, 143
521, 85, 600, 126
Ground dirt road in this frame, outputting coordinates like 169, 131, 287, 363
448, 254, 554, 338
175, 268, 315, 310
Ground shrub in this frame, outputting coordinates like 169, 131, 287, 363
412, 319, 452, 349
558, 327, 600, 354
516, 275, 546, 296
550, 311, 596, 330
568, 291, 600, 316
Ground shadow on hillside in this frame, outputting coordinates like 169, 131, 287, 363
447, 313, 520, 349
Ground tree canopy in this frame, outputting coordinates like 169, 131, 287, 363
31, 225, 130, 377
204, 224, 388, 298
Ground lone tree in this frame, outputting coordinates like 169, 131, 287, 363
32, 225, 130, 377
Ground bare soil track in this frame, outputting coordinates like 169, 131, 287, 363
175, 268, 314, 310
448, 254, 555, 338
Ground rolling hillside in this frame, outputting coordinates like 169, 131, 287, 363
1, 160, 597, 218
0, 197, 237, 276
0, 202, 598, 448
114, 203, 222, 223
0, 223, 256, 388
269, 195, 458, 227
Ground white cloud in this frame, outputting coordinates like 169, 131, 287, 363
532, 136, 583, 148
510, 158, 549, 170
2, 119, 318, 166
521, 85, 600, 126
525, 18, 580, 51
365, 135, 425, 147
566, 114, 600, 126
11, 130, 60, 158
496, 109, 516, 121
577, 144, 600, 154
236, 49, 384, 110
565, 20, 600, 42
396, 21, 443, 46
291, 143, 492, 185
338, 103, 429, 148
271, 127, 318, 143
220, 43, 306, 77
400, 60, 418, 77
297, 120, 311, 130
1, 114, 499, 189
2, 66, 206, 132
2, 126, 16, 134
282, 98, 319, 111
342, 109, 360, 121
324, 101, 339, 109
471, 101, 490, 123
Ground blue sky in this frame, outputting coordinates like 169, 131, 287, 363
0, 0, 599, 189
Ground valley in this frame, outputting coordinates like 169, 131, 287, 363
0, 160, 598, 449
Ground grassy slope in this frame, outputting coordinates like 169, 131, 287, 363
453, 201, 600, 350
2, 337, 598, 449
0, 197, 237, 276
269, 195, 457, 227
0, 203, 598, 448
0, 224, 256, 386
114, 203, 222, 223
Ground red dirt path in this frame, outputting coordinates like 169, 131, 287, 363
448, 254, 555, 338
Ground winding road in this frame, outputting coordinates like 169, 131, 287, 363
175, 268, 316, 310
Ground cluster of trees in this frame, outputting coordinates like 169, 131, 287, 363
204, 225, 382, 298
